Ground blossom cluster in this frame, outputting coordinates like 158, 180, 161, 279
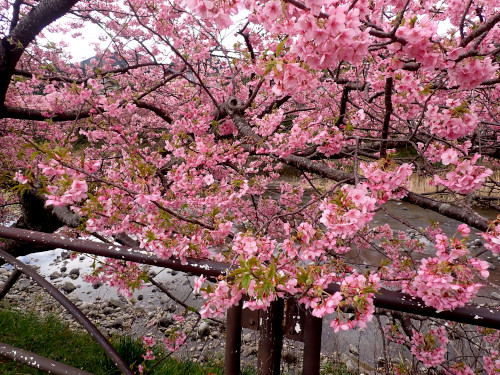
360, 161, 413, 202
319, 184, 377, 238
432, 154, 493, 194
403, 231, 489, 311
83, 258, 147, 298
410, 326, 449, 367
482, 223, 500, 256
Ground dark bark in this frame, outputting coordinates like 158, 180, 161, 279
1, 190, 81, 260
0, 0, 79, 108
1, 106, 90, 121
379, 77, 393, 159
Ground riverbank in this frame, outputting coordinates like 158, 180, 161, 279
0, 264, 360, 375
0, 304, 256, 375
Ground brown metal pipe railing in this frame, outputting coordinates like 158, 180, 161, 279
302, 309, 322, 375
0, 342, 95, 375
1, 226, 498, 329
0, 248, 134, 375
325, 284, 500, 330
0, 226, 229, 278
0, 269, 21, 301
2, 225, 500, 375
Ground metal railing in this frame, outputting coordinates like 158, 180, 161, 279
0, 226, 499, 375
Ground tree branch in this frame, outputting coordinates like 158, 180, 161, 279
0, 0, 80, 106
379, 77, 393, 159
460, 12, 500, 47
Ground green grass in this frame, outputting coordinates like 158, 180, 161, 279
320, 362, 354, 375
0, 305, 255, 375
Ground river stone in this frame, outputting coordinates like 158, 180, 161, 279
61, 282, 76, 293
160, 295, 170, 304
17, 279, 31, 291
50, 271, 62, 280
60, 266, 67, 273
103, 307, 114, 315
242, 345, 257, 357
282, 349, 298, 364
112, 317, 124, 328
242, 333, 253, 343
109, 299, 125, 308
69, 268, 80, 279
341, 353, 357, 373
159, 315, 174, 327
198, 322, 210, 337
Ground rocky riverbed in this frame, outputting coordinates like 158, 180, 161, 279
1, 254, 365, 374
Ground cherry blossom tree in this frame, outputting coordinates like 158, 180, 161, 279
1, 0, 499, 372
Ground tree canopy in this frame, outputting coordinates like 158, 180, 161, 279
1, 0, 499, 372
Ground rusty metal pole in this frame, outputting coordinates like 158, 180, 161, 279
225, 300, 242, 375
0, 269, 22, 301
0, 342, 95, 375
0, 249, 134, 375
257, 298, 284, 375
302, 309, 322, 375
0, 226, 231, 278
2, 227, 500, 327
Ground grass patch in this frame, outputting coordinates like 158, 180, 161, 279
0, 305, 256, 375
320, 362, 354, 375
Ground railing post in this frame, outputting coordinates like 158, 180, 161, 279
302, 309, 322, 375
257, 298, 284, 375
225, 300, 242, 375
0, 269, 22, 301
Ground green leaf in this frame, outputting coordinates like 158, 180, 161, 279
275, 36, 289, 58
263, 60, 276, 77
267, 262, 276, 279
241, 273, 253, 290
30, 150, 40, 161
247, 257, 257, 269
228, 267, 247, 277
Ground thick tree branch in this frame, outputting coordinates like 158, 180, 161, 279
335, 87, 350, 127
14, 62, 170, 84
257, 96, 291, 119
135, 101, 173, 123
460, 12, 500, 47
0, 0, 80, 106
379, 77, 393, 159
226, 101, 493, 232
1, 189, 81, 260
9, 0, 23, 32
0, 105, 90, 121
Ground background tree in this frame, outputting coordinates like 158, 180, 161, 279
1, 0, 499, 372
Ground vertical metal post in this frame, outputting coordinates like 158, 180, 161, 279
257, 298, 284, 375
0, 269, 22, 301
302, 309, 322, 375
225, 300, 242, 375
